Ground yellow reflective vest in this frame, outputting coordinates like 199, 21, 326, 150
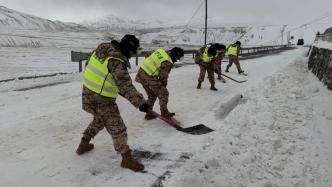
227, 45, 238, 56
83, 52, 122, 98
201, 44, 213, 63
140, 48, 173, 76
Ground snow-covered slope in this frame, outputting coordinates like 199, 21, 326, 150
0, 5, 87, 31
1, 4, 330, 49
82, 14, 164, 32
139, 26, 249, 47
0, 5, 120, 48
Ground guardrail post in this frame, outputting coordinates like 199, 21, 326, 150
79, 60, 82, 72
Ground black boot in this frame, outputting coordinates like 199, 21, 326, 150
210, 84, 218, 91
197, 81, 202, 89
225, 66, 230, 72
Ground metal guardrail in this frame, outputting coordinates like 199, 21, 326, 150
71, 45, 291, 72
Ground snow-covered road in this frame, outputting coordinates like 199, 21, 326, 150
0, 47, 331, 187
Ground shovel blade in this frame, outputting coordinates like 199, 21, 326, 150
151, 111, 214, 135
177, 124, 214, 135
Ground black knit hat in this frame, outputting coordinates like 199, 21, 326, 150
208, 43, 225, 56
120, 34, 140, 54
170, 47, 184, 59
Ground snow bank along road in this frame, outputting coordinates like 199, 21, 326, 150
0, 47, 331, 186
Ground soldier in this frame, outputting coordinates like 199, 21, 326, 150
213, 51, 226, 83
195, 43, 226, 91
135, 47, 184, 120
76, 35, 150, 172
225, 41, 245, 74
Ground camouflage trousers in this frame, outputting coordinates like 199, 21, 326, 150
82, 87, 129, 154
198, 63, 215, 85
214, 63, 222, 78
227, 56, 243, 73
141, 81, 169, 114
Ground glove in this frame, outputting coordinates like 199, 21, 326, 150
138, 102, 150, 113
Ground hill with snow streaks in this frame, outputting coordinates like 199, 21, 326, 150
0, 5, 113, 48
0, 5, 87, 32
1, 4, 330, 49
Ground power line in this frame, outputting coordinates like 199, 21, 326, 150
260, 11, 332, 45
174, 0, 205, 44
289, 12, 332, 32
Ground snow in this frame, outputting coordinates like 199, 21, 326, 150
1, 4, 332, 187
166, 51, 332, 187
1, 46, 331, 187
313, 40, 332, 50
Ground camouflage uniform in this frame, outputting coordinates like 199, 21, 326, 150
195, 46, 215, 85
135, 60, 173, 114
82, 42, 145, 154
213, 53, 225, 79
226, 44, 243, 73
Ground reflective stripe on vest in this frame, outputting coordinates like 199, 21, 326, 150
140, 48, 173, 76
227, 45, 238, 56
201, 44, 213, 63
83, 52, 123, 98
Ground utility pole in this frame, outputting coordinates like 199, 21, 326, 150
287, 31, 291, 45
281, 25, 287, 45
204, 0, 207, 46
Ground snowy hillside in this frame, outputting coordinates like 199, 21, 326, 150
0, 5, 87, 31
138, 26, 248, 47
1, 4, 329, 49
82, 14, 164, 31
0, 5, 122, 48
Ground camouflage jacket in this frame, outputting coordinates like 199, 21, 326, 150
83, 42, 145, 108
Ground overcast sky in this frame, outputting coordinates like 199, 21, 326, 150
1, 0, 332, 25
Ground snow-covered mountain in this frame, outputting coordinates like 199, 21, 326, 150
0, 5, 87, 32
82, 14, 165, 32
1, 4, 330, 49
0, 5, 110, 48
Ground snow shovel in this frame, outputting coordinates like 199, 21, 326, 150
150, 111, 214, 135
221, 73, 247, 83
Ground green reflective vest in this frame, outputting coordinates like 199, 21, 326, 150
227, 45, 238, 56
201, 44, 213, 63
140, 48, 173, 76
83, 52, 123, 98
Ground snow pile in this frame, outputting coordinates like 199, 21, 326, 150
313, 40, 332, 50
166, 55, 332, 187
